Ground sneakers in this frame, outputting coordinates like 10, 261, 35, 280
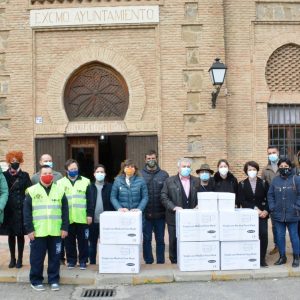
79, 262, 87, 270
67, 263, 75, 269
51, 283, 60, 291
31, 284, 46, 291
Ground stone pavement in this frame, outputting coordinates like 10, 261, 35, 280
0, 233, 299, 286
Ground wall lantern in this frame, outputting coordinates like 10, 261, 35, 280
208, 58, 227, 108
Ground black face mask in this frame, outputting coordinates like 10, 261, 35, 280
279, 167, 291, 177
10, 162, 20, 170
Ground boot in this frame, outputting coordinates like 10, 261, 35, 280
16, 258, 23, 269
8, 258, 16, 268
274, 255, 287, 265
292, 254, 299, 268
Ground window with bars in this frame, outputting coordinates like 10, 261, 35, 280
268, 104, 300, 160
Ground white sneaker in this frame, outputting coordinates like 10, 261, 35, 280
51, 283, 60, 291
31, 284, 45, 291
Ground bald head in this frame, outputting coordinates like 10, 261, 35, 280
39, 154, 53, 168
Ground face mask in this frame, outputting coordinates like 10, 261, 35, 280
41, 174, 54, 185
68, 170, 78, 178
95, 173, 105, 182
44, 161, 53, 168
268, 154, 278, 163
124, 168, 135, 177
180, 167, 191, 177
247, 170, 257, 179
10, 162, 20, 170
146, 160, 157, 168
279, 167, 291, 177
219, 167, 228, 176
200, 172, 210, 181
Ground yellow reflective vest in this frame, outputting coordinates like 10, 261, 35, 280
57, 176, 90, 224
27, 183, 64, 237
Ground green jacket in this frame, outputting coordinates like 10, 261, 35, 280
0, 167, 8, 223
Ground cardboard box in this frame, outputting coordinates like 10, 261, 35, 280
219, 209, 259, 241
100, 211, 142, 245
221, 241, 260, 270
99, 244, 140, 274
176, 209, 219, 241
178, 241, 220, 271
197, 192, 218, 211
218, 192, 235, 211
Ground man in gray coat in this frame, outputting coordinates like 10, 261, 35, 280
261, 145, 280, 255
31, 154, 63, 184
161, 158, 200, 264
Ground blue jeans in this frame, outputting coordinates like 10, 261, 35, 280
274, 221, 299, 256
143, 217, 165, 264
88, 223, 99, 264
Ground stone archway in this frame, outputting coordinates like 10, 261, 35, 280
46, 46, 146, 126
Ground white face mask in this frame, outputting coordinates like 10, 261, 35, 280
219, 167, 228, 176
247, 170, 257, 179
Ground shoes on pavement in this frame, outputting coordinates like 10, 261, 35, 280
8, 258, 16, 268
16, 259, 23, 269
260, 260, 268, 267
67, 263, 75, 269
31, 284, 46, 291
274, 255, 287, 265
50, 283, 60, 291
269, 246, 279, 255
79, 262, 87, 270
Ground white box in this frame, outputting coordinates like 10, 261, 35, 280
221, 241, 260, 270
100, 211, 142, 244
197, 192, 218, 211
99, 244, 140, 274
178, 241, 220, 271
176, 209, 219, 241
218, 192, 235, 211
219, 209, 259, 241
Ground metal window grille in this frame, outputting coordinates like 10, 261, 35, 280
268, 104, 300, 160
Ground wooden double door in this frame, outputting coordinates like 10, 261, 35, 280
35, 135, 158, 182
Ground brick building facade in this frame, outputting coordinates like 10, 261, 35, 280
0, 0, 299, 180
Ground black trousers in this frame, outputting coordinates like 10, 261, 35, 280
29, 236, 61, 285
167, 224, 177, 263
259, 217, 268, 261
65, 223, 89, 264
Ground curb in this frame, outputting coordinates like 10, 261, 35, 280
0, 264, 300, 286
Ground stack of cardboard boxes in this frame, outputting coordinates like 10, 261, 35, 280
176, 192, 260, 271
99, 211, 142, 274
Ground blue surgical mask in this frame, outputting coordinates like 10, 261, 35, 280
95, 173, 105, 182
268, 154, 278, 163
44, 161, 53, 168
200, 172, 210, 181
180, 167, 191, 177
68, 170, 78, 178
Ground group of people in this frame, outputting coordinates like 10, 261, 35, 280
0, 147, 299, 291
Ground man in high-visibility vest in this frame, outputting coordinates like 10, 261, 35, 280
57, 159, 93, 270
23, 165, 69, 292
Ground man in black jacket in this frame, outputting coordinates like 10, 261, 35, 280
141, 150, 169, 264
161, 158, 200, 264
86, 164, 113, 264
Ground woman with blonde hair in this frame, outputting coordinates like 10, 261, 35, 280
1, 151, 31, 268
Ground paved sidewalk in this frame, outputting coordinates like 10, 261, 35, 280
0, 235, 299, 286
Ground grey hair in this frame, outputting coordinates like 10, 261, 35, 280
177, 157, 193, 168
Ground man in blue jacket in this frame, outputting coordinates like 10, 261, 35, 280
141, 150, 169, 264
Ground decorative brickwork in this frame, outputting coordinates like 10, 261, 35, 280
266, 43, 300, 92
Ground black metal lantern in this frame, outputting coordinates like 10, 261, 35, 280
208, 58, 227, 108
